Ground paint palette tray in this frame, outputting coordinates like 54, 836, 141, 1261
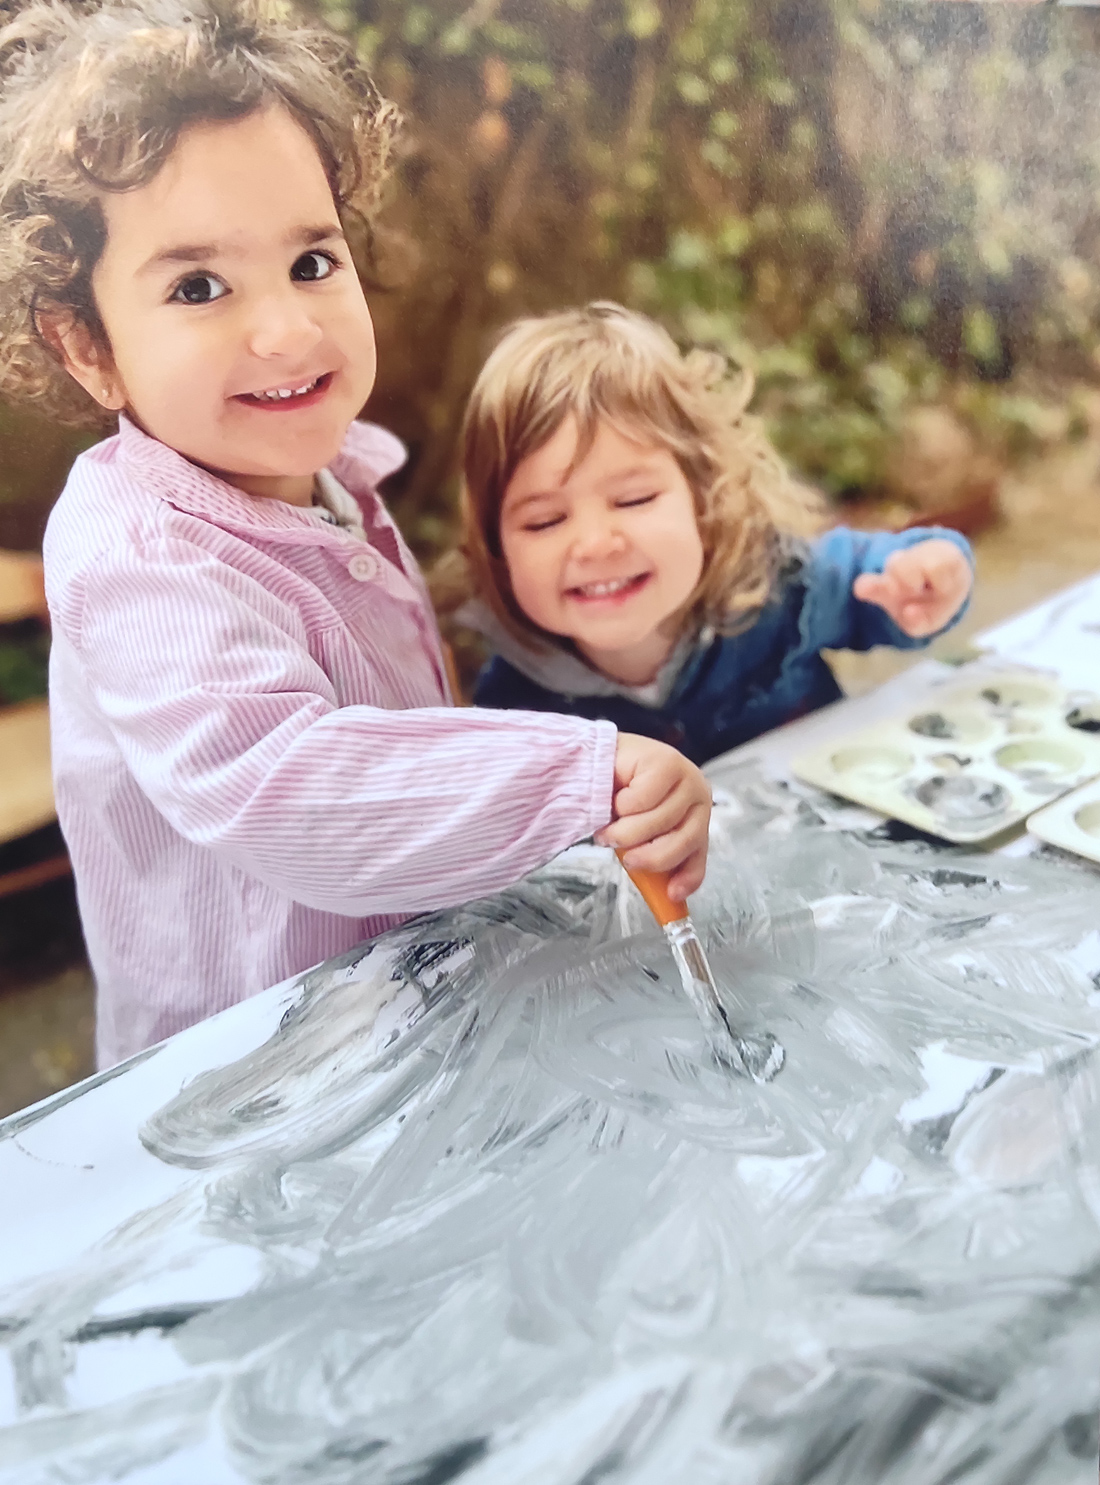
1027, 777, 1100, 864
791, 669, 1100, 843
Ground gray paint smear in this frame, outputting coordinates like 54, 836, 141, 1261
1, 763, 1099, 1483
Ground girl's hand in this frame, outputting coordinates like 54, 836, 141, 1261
851, 538, 973, 638
595, 734, 710, 900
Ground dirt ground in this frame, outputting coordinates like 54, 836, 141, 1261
3, 430, 1100, 1117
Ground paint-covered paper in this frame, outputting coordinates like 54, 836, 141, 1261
1, 767, 1099, 1482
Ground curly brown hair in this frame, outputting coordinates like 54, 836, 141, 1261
453, 301, 824, 651
0, 0, 399, 427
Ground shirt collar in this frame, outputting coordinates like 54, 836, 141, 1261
115, 413, 407, 548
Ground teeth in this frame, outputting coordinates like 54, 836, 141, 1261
575, 577, 637, 598
249, 378, 320, 402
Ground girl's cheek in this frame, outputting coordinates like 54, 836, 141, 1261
524, 549, 558, 603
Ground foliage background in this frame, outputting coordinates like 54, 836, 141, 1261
2, 0, 1100, 561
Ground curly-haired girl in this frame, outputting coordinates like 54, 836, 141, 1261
0, 4, 711, 1065
453, 302, 974, 764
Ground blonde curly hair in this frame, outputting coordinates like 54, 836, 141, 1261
0, 0, 399, 428
455, 301, 823, 651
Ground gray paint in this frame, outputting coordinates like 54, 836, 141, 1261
1, 763, 1098, 1482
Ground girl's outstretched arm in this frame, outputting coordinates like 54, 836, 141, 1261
62, 533, 618, 918
801, 526, 974, 653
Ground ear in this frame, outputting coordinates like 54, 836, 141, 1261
36, 309, 126, 412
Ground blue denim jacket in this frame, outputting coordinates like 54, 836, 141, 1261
471, 527, 973, 765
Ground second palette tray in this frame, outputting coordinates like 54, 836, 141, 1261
1027, 776, 1100, 865
792, 668, 1100, 843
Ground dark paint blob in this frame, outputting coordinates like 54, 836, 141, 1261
910, 713, 959, 741
1065, 706, 1100, 734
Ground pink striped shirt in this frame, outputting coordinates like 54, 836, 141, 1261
44, 416, 616, 1067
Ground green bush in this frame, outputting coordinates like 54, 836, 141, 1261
0, 627, 48, 705
300, 0, 1100, 550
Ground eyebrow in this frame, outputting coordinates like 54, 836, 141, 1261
508, 462, 663, 508
595, 463, 664, 490
137, 223, 344, 277
506, 489, 564, 514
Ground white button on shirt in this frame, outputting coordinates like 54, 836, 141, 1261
347, 550, 379, 583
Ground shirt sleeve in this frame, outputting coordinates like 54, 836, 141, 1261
65, 535, 617, 918
801, 525, 975, 654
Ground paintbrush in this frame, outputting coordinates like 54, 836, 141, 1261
618, 854, 785, 1083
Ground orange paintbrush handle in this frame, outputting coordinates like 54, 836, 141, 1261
616, 852, 690, 927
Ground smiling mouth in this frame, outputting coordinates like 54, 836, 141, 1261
235, 373, 333, 407
565, 574, 651, 603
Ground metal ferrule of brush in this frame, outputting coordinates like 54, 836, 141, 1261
663, 919, 713, 988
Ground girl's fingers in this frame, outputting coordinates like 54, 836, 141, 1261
857, 544, 972, 635
887, 549, 934, 592
667, 845, 708, 901
856, 567, 914, 617
852, 572, 892, 606
899, 600, 939, 636
603, 781, 695, 851
616, 800, 710, 873
891, 542, 971, 603
611, 763, 678, 820
602, 735, 712, 879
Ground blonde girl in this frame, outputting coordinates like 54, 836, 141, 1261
454, 302, 973, 764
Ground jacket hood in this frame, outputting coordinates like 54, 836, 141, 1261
457, 598, 700, 708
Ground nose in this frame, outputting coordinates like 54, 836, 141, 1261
246, 288, 324, 361
569, 508, 628, 562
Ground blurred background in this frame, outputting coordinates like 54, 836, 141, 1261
4, 0, 1100, 1112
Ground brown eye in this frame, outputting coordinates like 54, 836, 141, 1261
291, 250, 338, 283
170, 274, 226, 305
